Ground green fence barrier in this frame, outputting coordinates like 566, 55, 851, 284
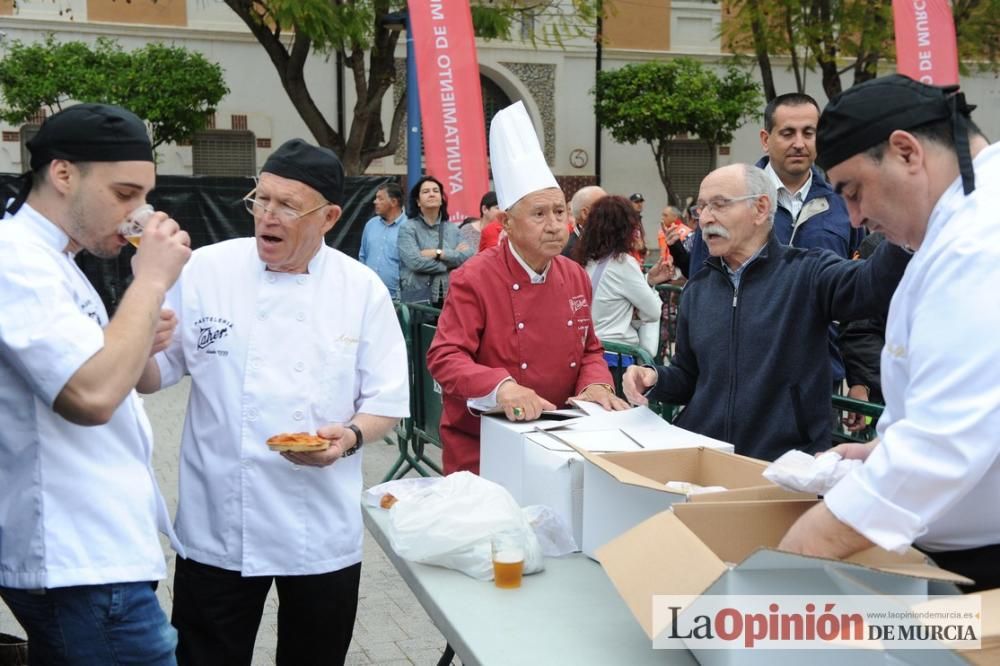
382, 302, 444, 481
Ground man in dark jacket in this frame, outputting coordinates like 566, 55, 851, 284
622, 163, 908, 461
670, 94, 869, 398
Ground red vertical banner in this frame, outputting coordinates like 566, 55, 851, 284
407, 0, 489, 222
892, 0, 959, 86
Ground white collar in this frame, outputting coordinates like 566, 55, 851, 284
508, 240, 550, 283
765, 160, 812, 200
18, 203, 75, 256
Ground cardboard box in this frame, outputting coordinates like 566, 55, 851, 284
479, 410, 734, 549
578, 446, 810, 558
597, 500, 971, 665
912, 588, 1000, 665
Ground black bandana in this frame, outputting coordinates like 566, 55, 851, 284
5, 103, 153, 216
817, 74, 977, 195
261, 139, 344, 205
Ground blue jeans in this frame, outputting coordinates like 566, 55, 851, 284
0, 581, 176, 666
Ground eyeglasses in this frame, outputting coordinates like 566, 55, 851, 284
242, 188, 330, 222
690, 194, 762, 221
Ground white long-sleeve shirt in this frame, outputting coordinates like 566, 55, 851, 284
825, 142, 1000, 553
586, 254, 661, 350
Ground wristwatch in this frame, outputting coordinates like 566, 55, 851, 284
342, 424, 364, 457
435, 248, 443, 260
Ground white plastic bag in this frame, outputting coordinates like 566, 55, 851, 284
522, 505, 577, 557
387, 472, 544, 581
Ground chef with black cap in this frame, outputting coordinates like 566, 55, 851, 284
138, 138, 408, 665
780, 75, 1000, 592
0, 103, 191, 663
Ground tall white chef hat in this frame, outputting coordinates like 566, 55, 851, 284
489, 101, 559, 210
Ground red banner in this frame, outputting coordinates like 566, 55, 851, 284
407, 0, 489, 223
892, 0, 959, 86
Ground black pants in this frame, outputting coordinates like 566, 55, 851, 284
171, 556, 362, 666
920, 543, 1000, 593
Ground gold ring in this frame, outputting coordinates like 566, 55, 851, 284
512, 406, 524, 418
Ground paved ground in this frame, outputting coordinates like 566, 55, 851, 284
0, 378, 458, 666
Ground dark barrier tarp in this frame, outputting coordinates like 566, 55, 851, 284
1, 173, 396, 312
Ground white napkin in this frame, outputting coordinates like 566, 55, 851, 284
763, 450, 862, 495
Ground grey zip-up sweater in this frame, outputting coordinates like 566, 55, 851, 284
649, 233, 909, 461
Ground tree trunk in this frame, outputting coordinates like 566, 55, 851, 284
652, 141, 679, 207
224, 0, 402, 175
805, 0, 843, 99
224, 0, 343, 154
746, 0, 777, 101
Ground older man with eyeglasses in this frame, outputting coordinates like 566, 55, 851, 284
136, 139, 409, 666
622, 163, 909, 462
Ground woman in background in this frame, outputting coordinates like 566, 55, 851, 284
397, 175, 472, 306
575, 195, 672, 357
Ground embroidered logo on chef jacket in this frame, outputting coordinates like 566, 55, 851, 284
568, 295, 588, 314
77, 297, 104, 326
195, 316, 234, 356
886, 343, 907, 359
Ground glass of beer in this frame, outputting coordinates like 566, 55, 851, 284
118, 204, 155, 247
491, 531, 525, 589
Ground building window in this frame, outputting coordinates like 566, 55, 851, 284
231, 114, 248, 131
192, 130, 256, 176
665, 140, 716, 205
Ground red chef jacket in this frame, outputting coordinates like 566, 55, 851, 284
427, 240, 613, 473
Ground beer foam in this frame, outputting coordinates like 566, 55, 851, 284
493, 549, 524, 564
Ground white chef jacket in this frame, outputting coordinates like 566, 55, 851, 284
825, 142, 1000, 553
0, 204, 178, 589
156, 238, 408, 576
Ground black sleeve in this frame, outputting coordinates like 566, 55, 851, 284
837, 316, 885, 402
668, 241, 690, 278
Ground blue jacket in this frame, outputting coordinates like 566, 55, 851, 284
687, 160, 862, 380
649, 234, 909, 461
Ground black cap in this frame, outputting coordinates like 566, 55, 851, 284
817, 74, 977, 195
629, 192, 644, 202
27, 103, 153, 171
262, 139, 344, 204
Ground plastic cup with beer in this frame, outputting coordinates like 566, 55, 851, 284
118, 204, 155, 247
491, 531, 525, 589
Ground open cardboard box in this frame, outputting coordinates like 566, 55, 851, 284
597, 499, 972, 665
479, 413, 733, 549
577, 446, 812, 558
911, 588, 1000, 665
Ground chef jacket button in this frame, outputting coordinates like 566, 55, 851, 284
517, 322, 524, 330
294, 361, 305, 372
250, 360, 260, 370
512, 283, 520, 291
296, 312, 306, 322
266, 274, 276, 283
570, 362, 577, 368
293, 410, 305, 421
520, 362, 528, 370
297, 276, 306, 285
258, 312, 267, 321
567, 320, 573, 326
246, 408, 258, 421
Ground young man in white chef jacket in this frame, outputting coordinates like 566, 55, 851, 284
138, 139, 409, 665
0, 103, 192, 664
